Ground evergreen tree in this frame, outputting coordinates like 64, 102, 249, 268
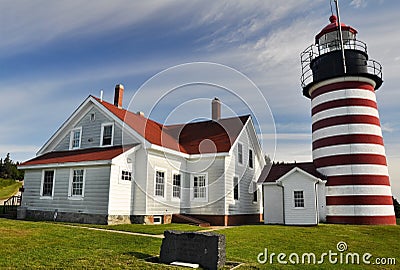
0, 158, 3, 178
393, 197, 400, 218
3, 153, 12, 179
0, 153, 24, 180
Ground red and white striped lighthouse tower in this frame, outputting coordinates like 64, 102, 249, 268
300, 13, 396, 224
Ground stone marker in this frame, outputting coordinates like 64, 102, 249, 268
159, 230, 226, 270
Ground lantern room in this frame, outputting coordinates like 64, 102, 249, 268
315, 15, 357, 53
300, 15, 383, 97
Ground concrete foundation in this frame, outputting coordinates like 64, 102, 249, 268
21, 210, 174, 225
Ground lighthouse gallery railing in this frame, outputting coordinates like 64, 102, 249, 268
300, 38, 382, 88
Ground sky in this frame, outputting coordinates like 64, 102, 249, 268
1, 0, 399, 198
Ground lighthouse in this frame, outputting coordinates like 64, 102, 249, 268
300, 14, 396, 224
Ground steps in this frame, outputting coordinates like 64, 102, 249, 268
172, 214, 210, 227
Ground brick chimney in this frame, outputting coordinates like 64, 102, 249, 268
212, 97, 221, 120
114, 84, 124, 108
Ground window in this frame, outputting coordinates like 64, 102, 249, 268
172, 173, 181, 199
238, 143, 243, 164
41, 170, 55, 197
253, 190, 258, 202
252, 181, 258, 202
69, 169, 85, 197
153, 216, 162, 224
155, 170, 165, 197
70, 127, 82, 149
90, 113, 95, 122
294, 190, 305, 208
121, 170, 132, 181
233, 176, 239, 200
101, 123, 113, 146
249, 149, 254, 169
193, 174, 207, 199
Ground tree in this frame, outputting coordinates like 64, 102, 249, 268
393, 197, 400, 218
3, 153, 12, 179
0, 153, 24, 180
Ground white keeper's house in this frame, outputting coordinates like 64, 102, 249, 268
19, 85, 265, 225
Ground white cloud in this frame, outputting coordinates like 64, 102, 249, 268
350, 0, 367, 8
0, 0, 178, 54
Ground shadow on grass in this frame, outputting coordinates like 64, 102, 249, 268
124, 251, 155, 260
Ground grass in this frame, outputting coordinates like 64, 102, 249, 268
0, 178, 22, 200
68, 223, 209, 235
220, 224, 400, 269
0, 219, 399, 269
0, 219, 172, 269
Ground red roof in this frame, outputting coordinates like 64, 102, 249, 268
93, 96, 249, 154
21, 145, 134, 166
315, 15, 358, 43
258, 162, 327, 184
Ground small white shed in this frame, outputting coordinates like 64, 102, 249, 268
259, 162, 327, 225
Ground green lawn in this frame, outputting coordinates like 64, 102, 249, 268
0, 178, 22, 200
220, 224, 400, 269
68, 222, 208, 235
0, 219, 399, 269
0, 219, 174, 269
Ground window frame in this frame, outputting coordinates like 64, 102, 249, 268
121, 170, 132, 181
100, 122, 114, 147
40, 169, 55, 199
293, 190, 305, 208
237, 143, 243, 165
68, 168, 86, 199
248, 148, 254, 169
153, 216, 162, 224
154, 168, 166, 199
69, 127, 82, 150
191, 173, 208, 202
233, 175, 239, 201
172, 171, 181, 201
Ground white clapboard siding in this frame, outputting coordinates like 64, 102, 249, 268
54, 107, 137, 151
145, 150, 186, 215
107, 153, 134, 215
22, 166, 111, 214
225, 124, 261, 215
131, 147, 148, 215
280, 171, 318, 225
185, 156, 226, 216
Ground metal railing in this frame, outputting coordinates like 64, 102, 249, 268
3, 195, 21, 214
300, 38, 381, 88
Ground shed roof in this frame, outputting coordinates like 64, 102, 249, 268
258, 162, 327, 184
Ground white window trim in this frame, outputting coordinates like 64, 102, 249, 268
248, 148, 254, 170
233, 175, 240, 202
190, 173, 208, 202
69, 127, 82, 150
68, 168, 86, 200
153, 216, 162, 224
237, 143, 243, 165
293, 189, 305, 209
100, 122, 114, 147
40, 169, 56, 199
171, 171, 181, 201
154, 167, 167, 199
